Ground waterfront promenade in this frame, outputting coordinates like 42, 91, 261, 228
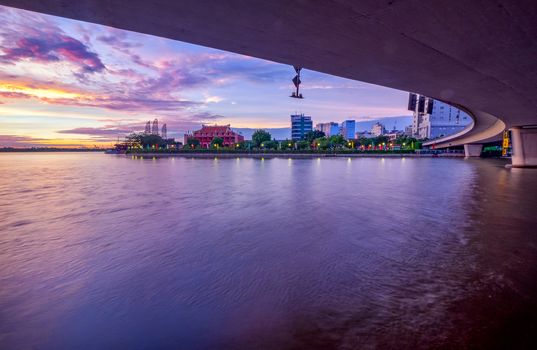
124, 151, 465, 159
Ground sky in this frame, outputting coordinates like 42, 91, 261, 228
0, 5, 410, 148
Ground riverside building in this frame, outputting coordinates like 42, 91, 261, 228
184, 124, 244, 148
371, 122, 386, 136
315, 122, 340, 137
408, 93, 472, 140
291, 114, 313, 140
340, 120, 356, 140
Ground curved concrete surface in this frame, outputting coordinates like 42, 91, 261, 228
423, 109, 506, 148
1, 0, 537, 147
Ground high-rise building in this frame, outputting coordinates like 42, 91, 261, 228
408, 93, 432, 137
151, 118, 159, 135
291, 114, 313, 140
427, 100, 471, 139
340, 120, 356, 139
408, 93, 471, 139
161, 124, 167, 139
144, 121, 151, 134
371, 122, 386, 136
315, 122, 340, 137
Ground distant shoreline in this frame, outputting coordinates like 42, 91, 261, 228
0, 148, 103, 152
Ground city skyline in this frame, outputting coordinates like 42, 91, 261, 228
0, 5, 409, 148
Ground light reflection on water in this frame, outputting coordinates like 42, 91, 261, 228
0, 153, 536, 349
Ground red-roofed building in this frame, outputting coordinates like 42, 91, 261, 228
184, 124, 244, 148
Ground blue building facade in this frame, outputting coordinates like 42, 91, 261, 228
291, 114, 313, 140
340, 120, 356, 140
315, 122, 340, 137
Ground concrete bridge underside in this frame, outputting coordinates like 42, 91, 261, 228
2, 0, 537, 165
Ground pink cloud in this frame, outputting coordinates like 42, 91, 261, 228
1, 33, 105, 74
97, 34, 141, 49
57, 127, 132, 136
0, 134, 46, 147
0, 91, 31, 99
40, 96, 200, 112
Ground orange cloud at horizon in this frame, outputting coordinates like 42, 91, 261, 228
0, 82, 89, 101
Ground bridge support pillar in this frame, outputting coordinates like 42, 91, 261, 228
464, 144, 483, 157
511, 127, 537, 167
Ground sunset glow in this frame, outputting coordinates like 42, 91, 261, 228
0, 83, 84, 100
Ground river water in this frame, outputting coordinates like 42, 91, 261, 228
1, 153, 536, 349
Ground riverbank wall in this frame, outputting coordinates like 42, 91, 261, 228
123, 152, 465, 159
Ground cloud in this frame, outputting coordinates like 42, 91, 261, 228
0, 91, 32, 99
43, 96, 201, 112
204, 56, 289, 83
92, 27, 159, 70
57, 127, 132, 135
204, 95, 223, 103
0, 34, 105, 74
96, 117, 140, 123
97, 34, 141, 49
0, 75, 202, 112
302, 83, 369, 90
128, 67, 210, 95
0, 134, 46, 147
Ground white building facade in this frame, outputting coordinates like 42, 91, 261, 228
408, 93, 472, 140
371, 122, 386, 136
